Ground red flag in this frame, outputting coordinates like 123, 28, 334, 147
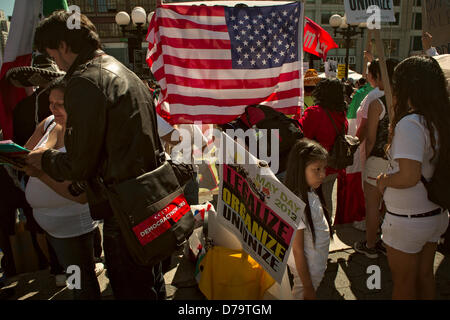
303, 17, 338, 61
146, 3, 304, 124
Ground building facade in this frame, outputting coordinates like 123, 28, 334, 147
305, 0, 424, 73
68, 0, 426, 75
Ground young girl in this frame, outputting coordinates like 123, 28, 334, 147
284, 139, 333, 300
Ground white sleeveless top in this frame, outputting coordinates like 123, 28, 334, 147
25, 116, 98, 238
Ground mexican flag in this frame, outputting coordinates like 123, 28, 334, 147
335, 85, 372, 225
0, 0, 68, 140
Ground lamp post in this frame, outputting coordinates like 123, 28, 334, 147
329, 14, 366, 80
115, 7, 153, 78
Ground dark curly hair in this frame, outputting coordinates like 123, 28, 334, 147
34, 10, 101, 54
284, 138, 333, 245
389, 56, 450, 162
312, 78, 347, 112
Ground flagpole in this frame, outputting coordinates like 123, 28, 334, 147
298, 0, 305, 117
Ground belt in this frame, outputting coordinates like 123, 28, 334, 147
387, 208, 442, 219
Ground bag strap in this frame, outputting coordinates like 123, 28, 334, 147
44, 119, 55, 135
43, 118, 55, 135
323, 108, 345, 136
149, 99, 166, 167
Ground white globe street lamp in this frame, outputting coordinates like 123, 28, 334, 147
329, 14, 343, 28
115, 11, 130, 26
131, 6, 147, 25
115, 7, 150, 78
328, 14, 365, 80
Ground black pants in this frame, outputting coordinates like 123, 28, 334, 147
0, 207, 16, 277
47, 236, 65, 275
102, 214, 166, 300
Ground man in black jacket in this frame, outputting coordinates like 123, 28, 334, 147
26, 11, 165, 300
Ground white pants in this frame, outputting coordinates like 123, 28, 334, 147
363, 156, 389, 187
382, 210, 449, 253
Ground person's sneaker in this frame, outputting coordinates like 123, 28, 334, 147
55, 274, 67, 287
95, 262, 105, 277
353, 240, 379, 259
375, 240, 387, 256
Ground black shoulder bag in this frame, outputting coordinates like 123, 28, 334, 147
101, 59, 194, 266
324, 109, 360, 170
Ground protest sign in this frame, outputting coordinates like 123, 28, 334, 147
325, 60, 338, 78
344, 0, 396, 24
216, 133, 305, 283
337, 64, 347, 79
422, 0, 450, 54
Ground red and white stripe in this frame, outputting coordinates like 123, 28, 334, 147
146, 4, 302, 124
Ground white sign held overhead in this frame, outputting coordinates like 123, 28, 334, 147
344, 0, 396, 25
324, 60, 338, 78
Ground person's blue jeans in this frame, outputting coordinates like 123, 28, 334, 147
47, 230, 101, 300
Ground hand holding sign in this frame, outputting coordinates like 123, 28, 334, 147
422, 32, 433, 51
364, 51, 374, 63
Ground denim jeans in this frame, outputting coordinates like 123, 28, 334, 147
47, 230, 101, 300
102, 214, 166, 300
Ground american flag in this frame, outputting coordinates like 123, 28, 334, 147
146, 2, 304, 124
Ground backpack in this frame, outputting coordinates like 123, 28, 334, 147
239, 105, 304, 173
420, 149, 450, 211
405, 111, 450, 211
324, 109, 360, 170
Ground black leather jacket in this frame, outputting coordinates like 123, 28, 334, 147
42, 49, 160, 219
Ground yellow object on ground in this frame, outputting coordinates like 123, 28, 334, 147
198, 246, 275, 300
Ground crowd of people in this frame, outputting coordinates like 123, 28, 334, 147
0, 11, 449, 301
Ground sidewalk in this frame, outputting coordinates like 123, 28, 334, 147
1, 223, 449, 300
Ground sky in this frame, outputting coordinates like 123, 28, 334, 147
0, 0, 15, 17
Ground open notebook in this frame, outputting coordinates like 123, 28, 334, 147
0, 140, 29, 167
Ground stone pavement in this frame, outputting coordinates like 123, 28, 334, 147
1, 222, 449, 300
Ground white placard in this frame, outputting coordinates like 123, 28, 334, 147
325, 60, 338, 78
344, 0, 396, 24
216, 133, 305, 284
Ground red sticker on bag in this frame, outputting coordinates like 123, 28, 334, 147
132, 194, 191, 246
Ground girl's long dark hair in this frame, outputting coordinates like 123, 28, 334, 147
284, 139, 333, 244
389, 56, 450, 163
312, 78, 347, 113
